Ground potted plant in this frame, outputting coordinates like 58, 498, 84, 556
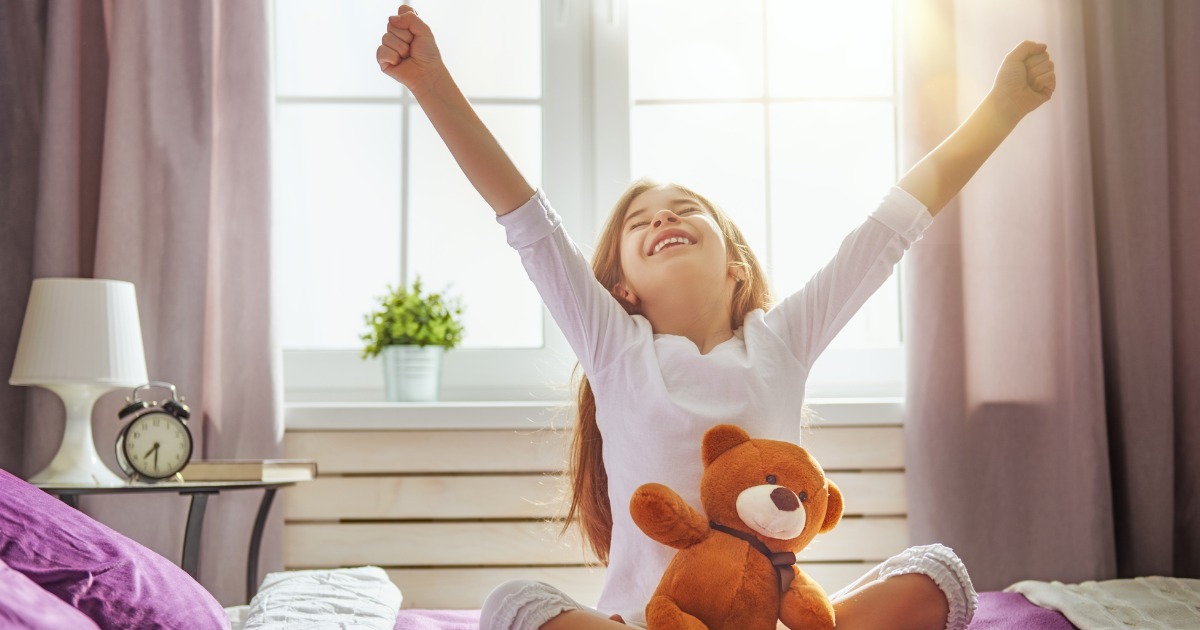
361, 277, 464, 402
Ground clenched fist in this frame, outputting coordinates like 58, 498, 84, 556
991, 40, 1056, 123
376, 5, 445, 95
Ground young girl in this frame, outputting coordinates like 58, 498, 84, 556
377, 6, 1055, 630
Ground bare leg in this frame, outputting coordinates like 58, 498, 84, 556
832, 574, 949, 630
828, 563, 886, 601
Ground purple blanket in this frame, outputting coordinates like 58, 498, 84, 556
392, 592, 1076, 629
968, 592, 1078, 629
394, 609, 481, 630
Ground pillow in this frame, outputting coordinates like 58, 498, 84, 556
244, 566, 402, 629
0, 555, 101, 630
0, 468, 230, 629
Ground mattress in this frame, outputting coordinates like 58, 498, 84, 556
384, 591, 1076, 629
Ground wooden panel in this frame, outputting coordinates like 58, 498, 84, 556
282, 421, 909, 612
284, 472, 904, 521
796, 517, 908, 562
284, 430, 566, 474
386, 567, 606, 610
285, 475, 565, 520
803, 426, 904, 470
383, 562, 881, 610
826, 472, 906, 516
286, 520, 593, 567
285, 425, 903, 475
284, 517, 907, 568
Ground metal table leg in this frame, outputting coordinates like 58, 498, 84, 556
181, 491, 216, 579
246, 488, 277, 603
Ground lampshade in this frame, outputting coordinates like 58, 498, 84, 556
10, 278, 148, 387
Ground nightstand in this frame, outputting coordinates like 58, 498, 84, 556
36, 478, 308, 603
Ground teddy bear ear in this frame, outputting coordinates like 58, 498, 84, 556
702, 424, 752, 467
820, 480, 844, 533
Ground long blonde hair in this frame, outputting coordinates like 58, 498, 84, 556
563, 179, 772, 563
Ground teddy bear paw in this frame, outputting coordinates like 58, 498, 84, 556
779, 594, 835, 630
645, 595, 709, 630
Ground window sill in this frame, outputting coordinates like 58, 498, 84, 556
284, 397, 904, 431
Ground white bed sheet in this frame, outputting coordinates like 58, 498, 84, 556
229, 566, 402, 630
225, 605, 250, 630
1007, 576, 1200, 630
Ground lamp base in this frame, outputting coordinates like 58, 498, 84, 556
27, 455, 126, 487
27, 384, 127, 487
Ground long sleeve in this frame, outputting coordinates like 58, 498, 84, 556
497, 189, 643, 374
763, 186, 932, 369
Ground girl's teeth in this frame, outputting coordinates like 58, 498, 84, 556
653, 237, 690, 254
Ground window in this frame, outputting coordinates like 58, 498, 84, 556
614, 0, 904, 397
272, 0, 903, 401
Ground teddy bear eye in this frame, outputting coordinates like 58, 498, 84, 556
766, 474, 777, 485
798, 491, 809, 503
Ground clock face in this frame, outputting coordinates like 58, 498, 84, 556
122, 412, 193, 479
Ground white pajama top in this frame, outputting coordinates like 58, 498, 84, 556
497, 186, 932, 625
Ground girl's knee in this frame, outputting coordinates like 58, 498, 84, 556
479, 580, 582, 630
832, 574, 951, 630
878, 544, 978, 630
895, 574, 952, 629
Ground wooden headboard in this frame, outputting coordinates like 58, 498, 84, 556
283, 409, 907, 609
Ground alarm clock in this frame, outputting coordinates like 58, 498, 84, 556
116, 382, 194, 482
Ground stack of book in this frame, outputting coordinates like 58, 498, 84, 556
179, 459, 317, 483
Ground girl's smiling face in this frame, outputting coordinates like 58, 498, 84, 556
614, 185, 735, 307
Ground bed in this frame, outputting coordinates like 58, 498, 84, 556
387, 594, 1075, 629
400, 599, 1067, 630
3, 468, 1195, 629
225, 592, 1074, 629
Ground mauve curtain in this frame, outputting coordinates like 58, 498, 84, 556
902, 0, 1200, 591
0, 0, 281, 606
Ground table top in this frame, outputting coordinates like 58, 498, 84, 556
34, 479, 300, 495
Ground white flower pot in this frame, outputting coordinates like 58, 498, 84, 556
381, 345, 445, 402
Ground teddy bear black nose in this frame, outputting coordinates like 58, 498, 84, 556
770, 487, 800, 511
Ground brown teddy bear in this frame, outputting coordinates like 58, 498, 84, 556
629, 424, 843, 630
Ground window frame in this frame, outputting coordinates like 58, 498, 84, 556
276, 0, 588, 402
277, 0, 906, 402
589, 0, 906, 400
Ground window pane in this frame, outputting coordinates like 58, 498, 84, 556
411, 0, 540, 98
766, 0, 893, 98
274, 0, 401, 98
769, 102, 898, 347
630, 0, 764, 100
407, 105, 543, 348
274, 103, 402, 349
631, 104, 768, 259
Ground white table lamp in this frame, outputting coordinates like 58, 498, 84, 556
10, 278, 149, 486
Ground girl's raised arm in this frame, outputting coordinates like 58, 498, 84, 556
376, 5, 535, 215
377, 6, 639, 374
897, 41, 1056, 218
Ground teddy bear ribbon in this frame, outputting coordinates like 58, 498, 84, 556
709, 520, 798, 595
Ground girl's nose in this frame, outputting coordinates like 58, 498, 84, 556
651, 209, 679, 228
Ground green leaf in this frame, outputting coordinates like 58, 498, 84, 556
360, 275, 466, 358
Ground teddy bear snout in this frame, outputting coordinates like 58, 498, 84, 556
771, 487, 800, 511
736, 485, 809, 540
